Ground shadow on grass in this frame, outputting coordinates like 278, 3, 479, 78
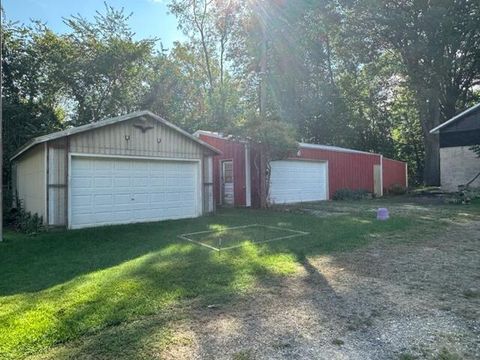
0, 214, 260, 296
0, 205, 443, 359
0, 214, 299, 359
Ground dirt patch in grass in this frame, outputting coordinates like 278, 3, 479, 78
160, 220, 480, 359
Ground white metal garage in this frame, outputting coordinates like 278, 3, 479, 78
269, 160, 328, 204
11, 111, 220, 229
70, 156, 201, 229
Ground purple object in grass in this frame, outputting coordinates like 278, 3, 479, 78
377, 208, 389, 220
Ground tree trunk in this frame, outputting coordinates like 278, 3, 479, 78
259, 149, 267, 208
415, 85, 442, 186
259, 20, 267, 116
258, 16, 268, 207
423, 132, 440, 186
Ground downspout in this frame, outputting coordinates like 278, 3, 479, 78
380, 155, 384, 197
45, 142, 49, 225
64, 136, 69, 228
245, 142, 251, 207
405, 162, 409, 188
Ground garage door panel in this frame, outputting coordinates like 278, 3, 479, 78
94, 194, 113, 206
150, 193, 166, 202
114, 161, 131, 170
113, 177, 130, 187
165, 192, 181, 201
111, 205, 133, 213
71, 205, 92, 215
71, 177, 92, 188
111, 211, 132, 222
70, 157, 199, 229
269, 160, 327, 204
94, 160, 112, 169
71, 194, 91, 206
150, 180, 166, 188
73, 214, 95, 226
93, 177, 113, 187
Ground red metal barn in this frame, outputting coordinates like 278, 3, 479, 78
196, 131, 408, 206
195, 131, 252, 207
382, 157, 409, 192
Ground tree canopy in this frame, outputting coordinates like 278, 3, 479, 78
2, 0, 480, 191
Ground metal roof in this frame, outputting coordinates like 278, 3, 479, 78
193, 130, 228, 139
430, 102, 480, 134
298, 142, 379, 156
11, 111, 221, 161
195, 130, 380, 156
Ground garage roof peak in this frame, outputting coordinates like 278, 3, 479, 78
11, 111, 221, 161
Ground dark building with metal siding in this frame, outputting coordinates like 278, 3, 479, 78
430, 103, 480, 191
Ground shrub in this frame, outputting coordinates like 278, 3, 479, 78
448, 187, 480, 205
6, 195, 45, 235
387, 183, 407, 195
333, 188, 370, 201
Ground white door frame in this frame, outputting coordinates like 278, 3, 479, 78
68, 153, 202, 229
220, 159, 234, 206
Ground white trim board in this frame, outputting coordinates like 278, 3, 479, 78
380, 155, 384, 197
430, 102, 480, 133
44, 142, 48, 223
69, 152, 202, 163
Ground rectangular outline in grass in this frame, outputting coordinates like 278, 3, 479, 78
178, 224, 310, 251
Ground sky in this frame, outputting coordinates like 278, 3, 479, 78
2, 0, 185, 50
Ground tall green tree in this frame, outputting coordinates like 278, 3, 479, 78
44, 4, 156, 125
1, 20, 64, 188
168, 0, 243, 130
340, 0, 480, 185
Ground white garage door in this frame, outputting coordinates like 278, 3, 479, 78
70, 156, 200, 229
269, 160, 327, 204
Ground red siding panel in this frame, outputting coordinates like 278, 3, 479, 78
199, 134, 247, 206
200, 132, 407, 206
298, 148, 381, 198
382, 157, 408, 190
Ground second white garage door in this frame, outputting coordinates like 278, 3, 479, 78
269, 160, 328, 204
70, 156, 200, 229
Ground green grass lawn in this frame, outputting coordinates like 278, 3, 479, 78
1, 198, 478, 359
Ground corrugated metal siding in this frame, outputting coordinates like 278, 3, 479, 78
14, 144, 46, 219
297, 148, 381, 198
199, 135, 408, 205
47, 117, 211, 226
70, 118, 205, 159
382, 157, 407, 190
48, 139, 67, 226
203, 156, 214, 213
199, 135, 247, 206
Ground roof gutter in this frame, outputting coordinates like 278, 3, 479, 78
430, 102, 480, 134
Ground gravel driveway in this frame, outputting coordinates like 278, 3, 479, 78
162, 215, 480, 359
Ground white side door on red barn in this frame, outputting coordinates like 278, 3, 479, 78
221, 160, 234, 206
